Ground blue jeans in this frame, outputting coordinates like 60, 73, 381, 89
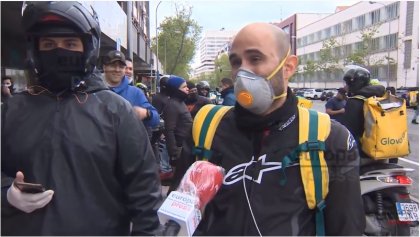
158, 139, 172, 173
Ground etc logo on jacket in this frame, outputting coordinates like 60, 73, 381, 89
224, 154, 295, 185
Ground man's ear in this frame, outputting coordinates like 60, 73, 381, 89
282, 55, 298, 81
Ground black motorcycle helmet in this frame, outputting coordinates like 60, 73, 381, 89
22, 1, 101, 76
196, 80, 210, 90
159, 75, 170, 94
343, 65, 371, 95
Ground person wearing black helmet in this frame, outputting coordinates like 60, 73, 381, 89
1, 2, 161, 235
341, 65, 385, 159
196, 80, 210, 97
151, 76, 173, 182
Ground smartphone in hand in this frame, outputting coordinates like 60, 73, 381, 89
14, 182, 45, 193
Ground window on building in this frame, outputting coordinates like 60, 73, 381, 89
354, 42, 364, 51
344, 20, 353, 33
343, 44, 352, 57
333, 47, 341, 58
333, 24, 341, 36
316, 31, 322, 41
309, 34, 314, 44
324, 28, 331, 38
369, 9, 381, 25
382, 33, 397, 50
370, 37, 380, 52
302, 36, 307, 46
386, 2, 399, 20
356, 15, 365, 30
403, 40, 412, 69
405, 1, 414, 36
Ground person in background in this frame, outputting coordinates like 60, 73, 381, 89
194, 22, 364, 236
125, 58, 134, 86
196, 80, 210, 98
1, 76, 14, 103
161, 76, 193, 194
1, 2, 161, 235
103, 50, 159, 129
341, 65, 386, 160
185, 81, 212, 119
325, 87, 346, 123
220, 77, 236, 106
151, 76, 173, 182
412, 92, 419, 124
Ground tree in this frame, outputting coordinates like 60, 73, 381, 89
318, 38, 341, 87
213, 53, 231, 85
151, 4, 202, 80
302, 60, 318, 88
345, 24, 385, 68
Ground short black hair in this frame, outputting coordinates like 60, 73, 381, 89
2, 76, 12, 82
221, 77, 233, 87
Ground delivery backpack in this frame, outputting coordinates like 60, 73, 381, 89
352, 91, 410, 160
192, 104, 330, 236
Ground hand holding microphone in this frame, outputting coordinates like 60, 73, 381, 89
158, 161, 225, 236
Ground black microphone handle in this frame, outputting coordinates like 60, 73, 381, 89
163, 220, 181, 236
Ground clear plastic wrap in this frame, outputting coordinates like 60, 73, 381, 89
176, 160, 225, 210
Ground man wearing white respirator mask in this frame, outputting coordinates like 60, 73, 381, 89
193, 22, 364, 236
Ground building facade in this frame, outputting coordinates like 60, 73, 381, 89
192, 29, 236, 79
1, 1, 156, 92
295, 1, 419, 89
274, 13, 332, 56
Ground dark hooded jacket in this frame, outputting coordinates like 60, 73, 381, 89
221, 86, 236, 106
194, 88, 364, 236
1, 72, 162, 235
342, 85, 385, 158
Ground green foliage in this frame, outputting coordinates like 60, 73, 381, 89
151, 4, 202, 80
345, 24, 387, 67
214, 53, 232, 85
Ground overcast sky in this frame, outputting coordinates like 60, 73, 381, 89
148, 0, 361, 67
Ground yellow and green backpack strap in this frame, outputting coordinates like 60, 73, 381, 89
192, 104, 233, 160
298, 106, 331, 236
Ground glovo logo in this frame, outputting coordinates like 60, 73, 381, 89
380, 133, 406, 145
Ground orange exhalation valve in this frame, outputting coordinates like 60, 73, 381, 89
237, 91, 253, 107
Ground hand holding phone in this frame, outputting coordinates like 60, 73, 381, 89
14, 181, 45, 193
6, 171, 54, 213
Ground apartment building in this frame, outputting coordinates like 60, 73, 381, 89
193, 29, 236, 78
274, 13, 332, 55
295, 1, 419, 89
1, 1, 155, 91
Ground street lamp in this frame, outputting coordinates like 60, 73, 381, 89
369, 1, 391, 87
154, 1, 162, 94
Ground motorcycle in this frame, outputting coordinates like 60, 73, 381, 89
360, 161, 419, 236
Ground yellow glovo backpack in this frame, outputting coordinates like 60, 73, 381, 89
192, 104, 330, 236
352, 91, 410, 160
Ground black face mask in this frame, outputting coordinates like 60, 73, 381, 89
38, 48, 85, 93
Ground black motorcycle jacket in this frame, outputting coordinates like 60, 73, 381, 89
194, 88, 365, 235
1, 72, 162, 235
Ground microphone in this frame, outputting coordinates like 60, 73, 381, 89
158, 161, 225, 236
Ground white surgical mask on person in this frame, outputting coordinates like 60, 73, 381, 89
234, 48, 290, 115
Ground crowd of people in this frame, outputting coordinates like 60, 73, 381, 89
1, 1, 417, 236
